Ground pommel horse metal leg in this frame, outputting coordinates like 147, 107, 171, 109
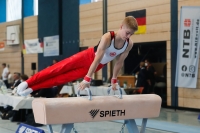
57, 119, 148, 133
47, 123, 74, 133
125, 118, 148, 133
47, 125, 53, 133
60, 123, 74, 133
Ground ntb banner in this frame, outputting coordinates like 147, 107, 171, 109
175, 6, 200, 88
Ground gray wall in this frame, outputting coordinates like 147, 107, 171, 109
38, 0, 79, 70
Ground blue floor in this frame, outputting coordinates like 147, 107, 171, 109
0, 108, 200, 133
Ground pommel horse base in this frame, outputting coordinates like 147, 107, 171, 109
32, 88, 161, 133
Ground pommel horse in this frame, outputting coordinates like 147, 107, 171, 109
32, 87, 161, 133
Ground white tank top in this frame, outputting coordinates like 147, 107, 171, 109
95, 31, 129, 64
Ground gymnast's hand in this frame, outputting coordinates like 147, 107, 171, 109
78, 80, 90, 90
111, 83, 118, 90
111, 78, 118, 90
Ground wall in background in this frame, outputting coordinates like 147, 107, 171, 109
24, 16, 38, 77
38, 0, 79, 70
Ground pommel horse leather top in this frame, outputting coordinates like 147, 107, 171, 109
32, 94, 161, 125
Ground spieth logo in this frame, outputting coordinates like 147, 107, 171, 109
184, 19, 191, 27
89, 109, 99, 119
89, 109, 125, 119
110, 52, 116, 57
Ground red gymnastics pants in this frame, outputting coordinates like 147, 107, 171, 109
26, 48, 104, 91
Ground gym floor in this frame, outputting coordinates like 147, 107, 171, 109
0, 108, 200, 133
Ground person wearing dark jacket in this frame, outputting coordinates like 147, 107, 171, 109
145, 59, 157, 93
136, 62, 150, 94
10, 72, 21, 90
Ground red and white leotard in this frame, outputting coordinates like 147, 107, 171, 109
97, 31, 129, 64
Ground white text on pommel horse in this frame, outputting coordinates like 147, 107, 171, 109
100, 110, 125, 117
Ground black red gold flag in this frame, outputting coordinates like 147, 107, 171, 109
126, 9, 146, 34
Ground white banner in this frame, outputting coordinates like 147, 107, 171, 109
44, 35, 59, 57
176, 6, 200, 88
24, 39, 43, 54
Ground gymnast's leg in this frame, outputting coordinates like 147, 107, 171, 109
18, 62, 105, 96
30, 67, 88, 91
17, 48, 95, 95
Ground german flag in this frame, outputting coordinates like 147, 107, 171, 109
126, 9, 146, 34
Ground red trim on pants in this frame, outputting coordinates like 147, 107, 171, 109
26, 48, 105, 91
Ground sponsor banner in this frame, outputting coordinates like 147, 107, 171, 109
44, 35, 59, 57
0, 42, 5, 51
175, 6, 200, 88
24, 39, 43, 54
16, 123, 44, 133
126, 9, 146, 34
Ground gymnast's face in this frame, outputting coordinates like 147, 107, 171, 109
119, 24, 134, 40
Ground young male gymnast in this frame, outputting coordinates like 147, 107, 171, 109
17, 16, 138, 96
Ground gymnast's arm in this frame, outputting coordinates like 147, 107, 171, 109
111, 40, 134, 90
78, 33, 111, 90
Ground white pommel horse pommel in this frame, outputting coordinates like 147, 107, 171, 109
32, 87, 162, 133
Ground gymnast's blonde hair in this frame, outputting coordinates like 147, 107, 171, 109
122, 16, 138, 32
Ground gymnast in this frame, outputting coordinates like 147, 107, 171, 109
17, 16, 138, 96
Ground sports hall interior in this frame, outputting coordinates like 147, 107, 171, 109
0, 0, 200, 133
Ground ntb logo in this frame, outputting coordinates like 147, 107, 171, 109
184, 19, 191, 27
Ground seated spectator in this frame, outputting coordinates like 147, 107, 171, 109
10, 72, 21, 90
0, 72, 21, 119
1, 74, 28, 120
20, 74, 29, 82
9, 74, 30, 122
11, 74, 29, 95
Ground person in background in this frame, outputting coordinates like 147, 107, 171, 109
11, 74, 28, 95
10, 72, 21, 90
145, 59, 157, 93
1, 63, 10, 88
52, 59, 59, 65
136, 62, 150, 94
20, 74, 29, 82
1, 73, 21, 119
1, 74, 29, 121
